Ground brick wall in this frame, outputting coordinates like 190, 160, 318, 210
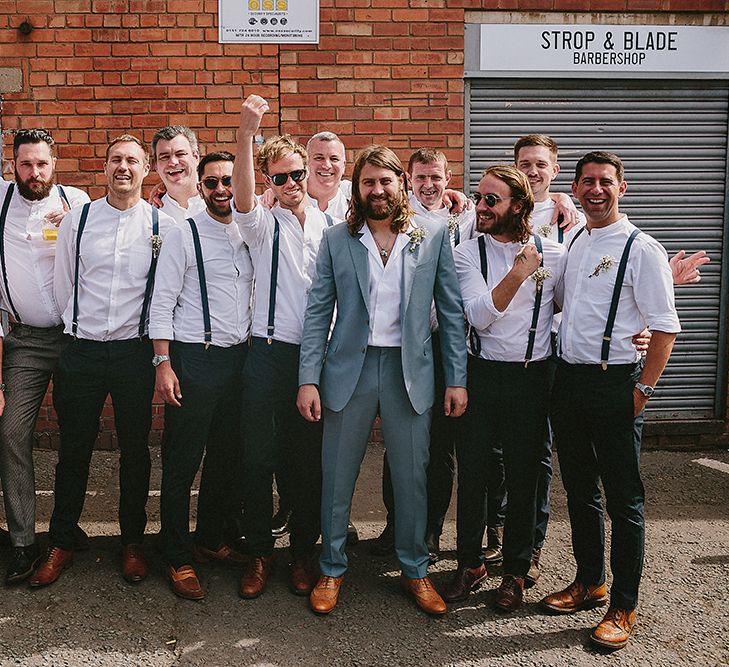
0, 0, 726, 449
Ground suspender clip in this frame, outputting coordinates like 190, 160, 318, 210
602, 336, 611, 341
524, 360, 529, 368
266, 325, 274, 345
267, 337, 272, 345
601, 361, 608, 371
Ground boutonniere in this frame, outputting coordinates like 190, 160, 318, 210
150, 234, 162, 259
531, 266, 552, 291
447, 214, 460, 236
589, 255, 615, 278
407, 225, 427, 253
536, 224, 552, 238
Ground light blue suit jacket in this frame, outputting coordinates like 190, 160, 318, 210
299, 218, 467, 415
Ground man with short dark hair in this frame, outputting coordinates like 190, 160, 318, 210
31, 135, 176, 588
151, 151, 253, 600
0, 129, 89, 584
151, 126, 204, 224
297, 144, 468, 616
541, 151, 680, 650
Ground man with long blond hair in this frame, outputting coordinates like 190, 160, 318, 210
297, 145, 467, 616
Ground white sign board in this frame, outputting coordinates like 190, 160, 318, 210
480, 24, 729, 73
219, 0, 319, 44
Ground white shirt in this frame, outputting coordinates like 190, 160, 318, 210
455, 234, 567, 362
308, 180, 351, 221
234, 202, 331, 345
409, 194, 477, 247
558, 215, 680, 365
358, 223, 408, 347
149, 210, 253, 347
530, 198, 585, 248
530, 198, 586, 333
0, 180, 89, 327
54, 197, 176, 341
159, 192, 206, 225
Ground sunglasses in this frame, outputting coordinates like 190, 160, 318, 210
469, 192, 509, 207
267, 169, 306, 186
201, 175, 233, 189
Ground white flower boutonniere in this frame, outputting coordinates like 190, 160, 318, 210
150, 234, 162, 259
589, 255, 615, 278
447, 214, 460, 236
531, 266, 552, 292
536, 224, 552, 238
407, 225, 427, 253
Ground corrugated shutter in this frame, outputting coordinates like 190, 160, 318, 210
467, 79, 729, 420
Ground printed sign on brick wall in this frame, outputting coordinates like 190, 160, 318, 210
219, 0, 319, 44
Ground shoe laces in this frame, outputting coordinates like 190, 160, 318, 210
46, 546, 68, 564
605, 608, 632, 627
319, 576, 340, 589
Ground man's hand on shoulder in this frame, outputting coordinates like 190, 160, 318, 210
549, 192, 579, 231
148, 182, 167, 209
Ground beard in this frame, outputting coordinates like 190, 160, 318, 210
204, 193, 232, 219
363, 192, 398, 221
477, 208, 522, 239
15, 168, 53, 201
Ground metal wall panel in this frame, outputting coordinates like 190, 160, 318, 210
467, 79, 729, 420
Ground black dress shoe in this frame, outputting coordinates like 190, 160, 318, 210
5, 544, 41, 585
426, 533, 440, 565
370, 522, 395, 556
346, 522, 359, 545
271, 509, 291, 539
0, 528, 10, 548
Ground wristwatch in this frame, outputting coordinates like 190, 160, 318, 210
0, 383, 6, 391
151, 354, 170, 367
634, 382, 654, 398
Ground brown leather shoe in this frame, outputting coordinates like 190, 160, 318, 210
401, 575, 447, 615
29, 546, 73, 587
494, 574, 524, 612
442, 563, 487, 602
482, 526, 503, 564
541, 580, 608, 615
525, 548, 541, 589
310, 575, 343, 614
591, 607, 636, 650
289, 557, 318, 596
167, 565, 205, 600
194, 543, 248, 567
238, 556, 274, 599
122, 544, 148, 583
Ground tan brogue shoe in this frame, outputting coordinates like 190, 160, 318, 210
309, 575, 344, 614
167, 565, 205, 600
401, 575, 447, 615
541, 580, 608, 614
29, 546, 73, 588
591, 607, 636, 650
122, 544, 148, 583
442, 564, 487, 602
238, 556, 274, 599
494, 574, 525, 612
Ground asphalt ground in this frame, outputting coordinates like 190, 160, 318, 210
0, 445, 728, 666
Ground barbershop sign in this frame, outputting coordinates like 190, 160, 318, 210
479, 24, 729, 73
219, 0, 319, 43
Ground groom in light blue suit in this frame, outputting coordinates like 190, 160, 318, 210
297, 145, 468, 616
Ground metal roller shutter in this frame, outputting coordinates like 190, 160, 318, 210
466, 79, 729, 420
